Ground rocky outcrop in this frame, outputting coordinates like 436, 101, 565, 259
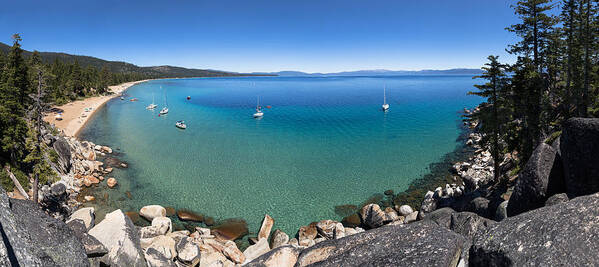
52, 137, 72, 174
560, 118, 599, 197
544, 193, 569, 206
507, 143, 565, 217
470, 192, 599, 266
360, 204, 388, 229
245, 245, 302, 267
295, 220, 465, 266
258, 214, 274, 240
88, 209, 146, 267
0, 187, 88, 266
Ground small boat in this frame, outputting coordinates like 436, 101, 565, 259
146, 93, 157, 109
187, 96, 191, 100
175, 120, 187, 129
382, 85, 390, 111
253, 96, 264, 118
159, 86, 169, 115
120, 96, 125, 100
130, 98, 138, 102
55, 113, 63, 121
159, 107, 169, 115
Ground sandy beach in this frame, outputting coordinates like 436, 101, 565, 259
43, 80, 150, 137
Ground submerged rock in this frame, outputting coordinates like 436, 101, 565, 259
340, 213, 361, 228
334, 204, 358, 217
176, 209, 204, 222
211, 218, 249, 241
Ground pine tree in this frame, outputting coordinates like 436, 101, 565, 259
469, 56, 509, 181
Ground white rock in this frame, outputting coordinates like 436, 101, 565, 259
67, 207, 95, 230
88, 209, 146, 267
148, 235, 177, 260
404, 211, 418, 224
151, 217, 172, 234
397, 205, 414, 216
258, 214, 275, 240
243, 238, 270, 263
140, 205, 166, 221
176, 237, 200, 266
270, 229, 289, 249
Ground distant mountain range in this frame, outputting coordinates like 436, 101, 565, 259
1, 42, 481, 78
0, 42, 258, 78
255, 68, 483, 76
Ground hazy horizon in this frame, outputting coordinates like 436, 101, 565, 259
1, 0, 519, 73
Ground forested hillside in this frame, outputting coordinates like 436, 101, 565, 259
470, 0, 599, 180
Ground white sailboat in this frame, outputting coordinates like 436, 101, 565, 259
146, 92, 157, 110
253, 96, 264, 118
382, 85, 390, 111
159, 86, 169, 115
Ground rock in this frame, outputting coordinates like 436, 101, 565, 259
560, 118, 599, 197
396, 204, 414, 216
295, 220, 465, 266
494, 200, 508, 221
152, 217, 172, 233
243, 238, 270, 263
120, 162, 128, 168
139, 225, 168, 239
545, 193, 569, 206
384, 189, 394, 196
223, 240, 246, 264
245, 245, 302, 267
146, 235, 176, 260
52, 137, 72, 174
340, 213, 361, 228
85, 195, 95, 202
258, 214, 274, 240
204, 216, 215, 226
269, 229, 289, 249
507, 143, 565, 217
107, 177, 118, 188
419, 191, 437, 216
297, 222, 318, 247
315, 220, 344, 240
81, 233, 109, 258
175, 237, 200, 266
288, 238, 299, 247
0, 196, 89, 266
105, 167, 113, 173
404, 211, 418, 223
88, 209, 147, 267
165, 206, 176, 216
67, 207, 96, 230
212, 219, 249, 241
467, 197, 491, 218
144, 247, 176, 267
194, 227, 211, 236
333, 204, 358, 217
470, 192, 599, 266
101, 146, 113, 154
176, 209, 204, 222
140, 205, 167, 221
420, 207, 456, 228
360, 204, 388, 229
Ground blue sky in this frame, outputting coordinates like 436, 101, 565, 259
0, 0, 519, 73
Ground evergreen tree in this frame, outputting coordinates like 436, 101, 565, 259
469, 56, 509, 181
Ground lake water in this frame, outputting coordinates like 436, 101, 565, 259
79, 75, 481, 235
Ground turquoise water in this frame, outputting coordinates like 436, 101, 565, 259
79, 76, 481, 234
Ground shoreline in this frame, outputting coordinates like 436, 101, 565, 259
43, 79, 151, 137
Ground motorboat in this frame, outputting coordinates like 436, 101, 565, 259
175, 120, 187, 129
253, 96, 264, 118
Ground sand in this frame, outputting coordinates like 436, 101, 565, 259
43, 80, 150, 137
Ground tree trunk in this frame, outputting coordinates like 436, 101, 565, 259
4, 166, 29, 200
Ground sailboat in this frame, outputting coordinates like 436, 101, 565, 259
382, 85, 390, 111
253, 96, 264, 118
159, 86, 169, 115
146, 92, 157, 110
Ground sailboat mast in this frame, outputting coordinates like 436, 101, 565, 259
383, 85, 387, 105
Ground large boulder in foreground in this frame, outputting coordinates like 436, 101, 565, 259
88, 209, 147, 267
470, 192, 599, 266
560, 118, 599, 197
0, 195, 88, 266
245, 245, 302, 267
507, 143, 565, 216
295, 220, 465, 266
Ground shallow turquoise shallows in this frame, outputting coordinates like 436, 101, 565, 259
79, 75, 481, 234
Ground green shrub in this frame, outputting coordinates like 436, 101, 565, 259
48, 149, 59, 164
544, 130, 562, 145
0, 165, 30, 192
